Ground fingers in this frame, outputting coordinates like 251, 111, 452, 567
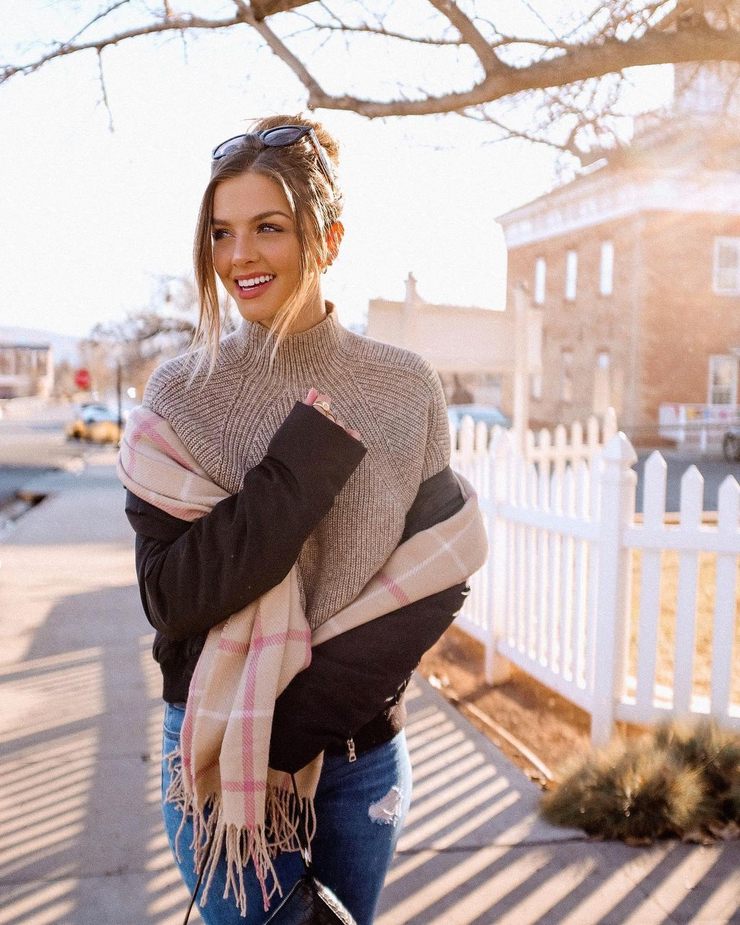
303, 389, 363, 442
335, 421, 362, 441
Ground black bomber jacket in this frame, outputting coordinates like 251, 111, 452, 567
125, 400, 468, 773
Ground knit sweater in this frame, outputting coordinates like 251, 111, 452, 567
143, 302, 451, 630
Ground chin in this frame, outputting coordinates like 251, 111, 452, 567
235, 304, 280, 326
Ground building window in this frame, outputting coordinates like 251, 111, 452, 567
709, 355, 738, 404
599, 241, 614, 296
561, 349, 573, 403
713, 237, 740, 294
565, 250, 578, 301
534, 258, 546, 305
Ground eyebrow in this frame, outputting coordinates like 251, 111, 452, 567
211, 210, 293, 226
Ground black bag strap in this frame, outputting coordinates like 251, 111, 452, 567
182, 823, 216, 925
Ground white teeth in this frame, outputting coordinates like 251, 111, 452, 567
237, 275, 275, 289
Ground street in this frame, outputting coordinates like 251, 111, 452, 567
0, 403, 92, 510
634, 449, 740, 513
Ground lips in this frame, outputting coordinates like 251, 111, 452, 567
233, 274, 276, 299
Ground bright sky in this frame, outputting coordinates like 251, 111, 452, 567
0, 2, 673, 339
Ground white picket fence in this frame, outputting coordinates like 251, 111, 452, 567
452, 415, 740, 746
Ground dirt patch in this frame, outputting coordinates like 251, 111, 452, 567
418, 625, 593, 787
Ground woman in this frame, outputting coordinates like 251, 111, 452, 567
118, 115, 487, 924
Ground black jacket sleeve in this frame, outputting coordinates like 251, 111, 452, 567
268, 466, 469, 773
126, 401, 366, 641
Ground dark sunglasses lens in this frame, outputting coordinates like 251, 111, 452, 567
213, 135, 249, 159
262, 126, 308, 147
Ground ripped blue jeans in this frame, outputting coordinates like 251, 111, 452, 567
161, 703, 412, 924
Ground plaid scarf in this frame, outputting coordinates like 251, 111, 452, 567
118, 406, 488, 915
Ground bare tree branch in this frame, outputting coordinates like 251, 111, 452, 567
4, 0, 740, 142
287, 16, 465, 46
306, 27, 740, 117
245, 9, 330, 102
425, 0, 503, 74
465, 73, 627, 164
96, 50, 114, 132
66, 0, 133, 45
1, 12, 246, 84
251, 0, 317, 20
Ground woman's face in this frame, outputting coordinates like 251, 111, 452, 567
211, 171, 308, 328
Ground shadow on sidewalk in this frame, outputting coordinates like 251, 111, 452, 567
0, 585, 202, 923
377, 681, 740, 925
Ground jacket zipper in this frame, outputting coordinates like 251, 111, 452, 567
346, 737, 357, 763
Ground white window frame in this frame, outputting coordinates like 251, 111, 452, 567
708, 354, 738, 405
599, 241, 614, 296
565, 250, 578, 301
534, 258, 546, 305
713, 237, 740, 295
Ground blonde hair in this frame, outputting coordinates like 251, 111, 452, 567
190, 114, 343, 376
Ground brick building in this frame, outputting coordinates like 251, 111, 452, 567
498, 63, 740, 437
0, 341, 54, 399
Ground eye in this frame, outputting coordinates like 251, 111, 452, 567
211, 228, 230, 241
257, 223, 282, 233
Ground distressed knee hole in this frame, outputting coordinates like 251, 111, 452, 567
368, 786, 403, 826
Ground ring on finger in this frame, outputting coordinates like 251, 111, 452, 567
314, 400, 336, 422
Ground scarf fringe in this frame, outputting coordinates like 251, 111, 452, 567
165, 746, 315, 915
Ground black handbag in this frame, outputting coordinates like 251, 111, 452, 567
265, 871, 357, 924
182, 775, 357, 925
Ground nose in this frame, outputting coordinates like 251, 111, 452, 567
231, 232, 258, 267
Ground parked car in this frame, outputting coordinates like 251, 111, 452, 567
447, 404, 512, 430
66, 404, 124, 444
722, 427, 740, 462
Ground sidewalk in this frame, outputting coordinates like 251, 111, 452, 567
0, 460, 739, 924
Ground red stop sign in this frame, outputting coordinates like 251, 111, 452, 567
74, 368, 91, 390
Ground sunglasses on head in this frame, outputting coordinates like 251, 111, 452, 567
211, 125, 335, 189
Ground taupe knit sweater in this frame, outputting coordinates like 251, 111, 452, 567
143, 303, 451, 629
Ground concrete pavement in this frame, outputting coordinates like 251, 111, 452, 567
1, 458, 739, 924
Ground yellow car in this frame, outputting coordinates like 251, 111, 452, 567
66, 405, 123, 444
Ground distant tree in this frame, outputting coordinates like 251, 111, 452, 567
4, 2, 740, 159
53, 359, 78, 401
83, 275, 236, 400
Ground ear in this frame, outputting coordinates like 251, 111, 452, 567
325, 221, 345, 266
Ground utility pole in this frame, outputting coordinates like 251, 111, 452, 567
116, 360, 123, 431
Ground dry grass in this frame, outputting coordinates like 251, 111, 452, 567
627, 551, 740, 704
421, 532, 740, 781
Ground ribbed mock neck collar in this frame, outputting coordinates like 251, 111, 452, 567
225, 302, 348, 380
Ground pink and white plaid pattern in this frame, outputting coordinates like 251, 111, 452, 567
118, 406, 488, 914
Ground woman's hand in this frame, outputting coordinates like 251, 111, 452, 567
303, 387, 362, 442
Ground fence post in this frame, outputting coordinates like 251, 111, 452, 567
590, 432, 638, 748
678, 405, 687, 446
485, 431, 513, 684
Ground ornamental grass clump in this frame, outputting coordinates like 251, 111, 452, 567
654, 721, 740, 827
541, 720, 740, 843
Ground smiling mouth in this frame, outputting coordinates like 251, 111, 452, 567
236, 274, 276, 291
